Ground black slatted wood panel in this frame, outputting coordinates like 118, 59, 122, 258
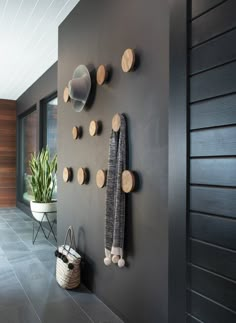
190, 94, 236, 129
190, 61, 236, 102
191, 29, 236, 75
190, 212, 236, 250
191, 0, 236, 47
190, 187, 236, 217
191, 0, 226, 20
189, 265, 236, 312
187, 290, 236, 323
188, 1, 236, 321
190, 158, 236, 186
186, 315, 201, 323
190, 239, 236, 281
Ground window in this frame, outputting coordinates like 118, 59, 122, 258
45, 96, 58, 157
19, 108, 37, 204
18, 95, 58, 206
42, 95, 58, 200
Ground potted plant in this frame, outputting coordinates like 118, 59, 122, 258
29, 147, 57, 222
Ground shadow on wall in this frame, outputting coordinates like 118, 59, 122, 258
76, 226, 95, 290
85, 64, 97, 111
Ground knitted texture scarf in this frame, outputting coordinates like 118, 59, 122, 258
104, 114, 126, 268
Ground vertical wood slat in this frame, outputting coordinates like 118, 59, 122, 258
0, 100, 16, 207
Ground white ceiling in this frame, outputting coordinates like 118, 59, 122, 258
0, 0, 80, 100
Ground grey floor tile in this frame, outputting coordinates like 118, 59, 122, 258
0, 223, 10, 229
0, 246, 5, 256
5, 218, 26, 224
47, 237, 57, 247
12, 226, 33, 235
1, 241, 31, 262
17, 231, 46, 241
23, 217, 34, 222
33, 248, 55, 263
69, 286, 123, 323
23, 239, 54, 250
0, 228, 20, 243
12, 256, 69, 304
0, 207, 122, 323
8, 221, 32, 230
2, 214, 22, 220
0, 254, 10, 265
35, 297, 92, 323
40, 259, 56, 277
0, 304, 41, 323
0, 209, 16, 215
0, 267, 30, 308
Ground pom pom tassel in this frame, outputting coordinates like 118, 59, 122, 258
118, 258, 125, 268
112, 255, 119, 263
104, 257, 111, 266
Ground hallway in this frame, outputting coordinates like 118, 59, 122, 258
0, 208, 122, 323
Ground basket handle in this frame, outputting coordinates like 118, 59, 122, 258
62, 226, 76, 255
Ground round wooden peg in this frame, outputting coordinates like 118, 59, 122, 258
121, 170, 135, 193
72, 126, 82, 140
112, 113, 121, 132
63, 167, 72, 183
96, 169, 107, 188
63, 86, 70, 103
89, 120, 98, 136
121, 48, 135, 72
77, 167, 87, 185
96, 65, 108, 85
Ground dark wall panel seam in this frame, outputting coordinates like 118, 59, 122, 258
190, 123, 236, 132
190, 237, 236, 255
190, 58, 236, 77
191, 26, 236, 50
190, 183, 236, 189
186, 313, 204, 323
190, 210, 236, 220
187, 289, 236, 316
191, 155, 236, 159
188, 262, 236, 285
191, 0, 227, 21
190, 90, 236, 105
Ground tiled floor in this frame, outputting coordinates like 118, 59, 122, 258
0, 208, 123, 323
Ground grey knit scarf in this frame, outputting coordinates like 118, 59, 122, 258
104, 114, 126, 268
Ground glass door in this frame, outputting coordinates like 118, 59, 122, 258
19, 108, 37, 205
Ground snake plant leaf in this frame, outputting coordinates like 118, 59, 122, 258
28, 146, 57, 203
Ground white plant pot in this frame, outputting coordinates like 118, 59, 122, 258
30, 200, 57, 222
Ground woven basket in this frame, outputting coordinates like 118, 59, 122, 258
56, 226, 81, 289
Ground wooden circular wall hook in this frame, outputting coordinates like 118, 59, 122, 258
63, 167, 73, 183
63, 86, 70, 103
121, 170, 135, 193
121, 48, 135, 72
112, 113, 121, 132
72, 126, 82, 140
77, 167, 88, 185
96, 65, 108, 85
89, 120, 99, 136
96, 169, 107, 188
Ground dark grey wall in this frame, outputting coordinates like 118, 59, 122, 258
58, 1, 169, 322
16, 62, 57, 213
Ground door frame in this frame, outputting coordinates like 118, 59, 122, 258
169, 0, 189, 322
